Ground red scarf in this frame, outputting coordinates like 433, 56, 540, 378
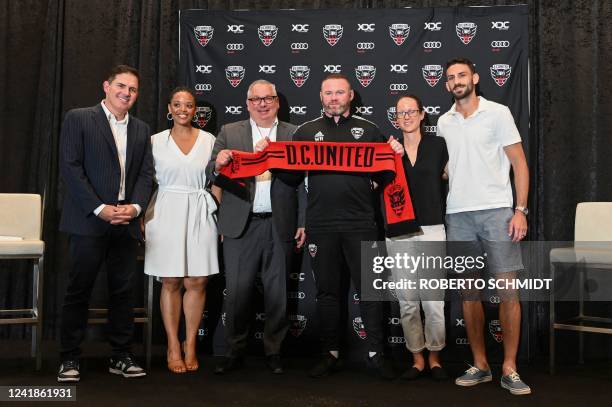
215, 141, 419, 237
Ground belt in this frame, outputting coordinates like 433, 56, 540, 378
250, 212, 272, 219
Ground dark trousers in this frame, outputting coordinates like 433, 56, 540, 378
223, 217, 292, 357
308, 229, 384, 353
60, 226, 138, 361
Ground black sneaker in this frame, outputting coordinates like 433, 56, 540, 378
309, 353, 341, 378
109, 355, 147, 378
57, 360, 80, 383
367, 353, 396, 380
265, 355, 284, 374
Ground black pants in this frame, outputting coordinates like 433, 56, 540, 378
222, 217, 292, 357
308, 229, 384, 353
60, 226, 138, 361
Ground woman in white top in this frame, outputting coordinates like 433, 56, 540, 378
144, 87, 218, 373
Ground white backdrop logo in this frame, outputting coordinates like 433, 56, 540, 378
423, 106, 441, 115
195, 65, 212, 74
424, 21, 442, 31
289, 315, 307, 337
323, 24, 343, 46
357, 42, 375, 50
357, 23, 375, 32
225, 106, 243, 115
356, 106, 373, 115
227, 24, 244, 34
194, 25, 214, 47
225, 66, 245, 87
291, 42, 309, 50
226, 43, 244, 51
353, 317, 367, 339
386, 107, 399, 129
194, 83, 212, 92
456, 22, 477, 45
324, 65, 342, 73
423, 41, 442, 49
258, 25, 278, 46
194, 106, 212, 128
491, 40, 510, 48
491, 21, 510, 30
290, 106, 307, 115
292, 24, 310, 33
259, 65, 276, 74
389, 23, 410, 46
289, 65, 310, 87
422, 64, 443, 87
355, 65, 376, 87
390, 64, 408, 73
490, 64, 512, 86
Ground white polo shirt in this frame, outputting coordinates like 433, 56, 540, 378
437, 97, 521, 214
250, 118, 278, 213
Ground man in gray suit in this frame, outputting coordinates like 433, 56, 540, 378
207, 79, 305, 374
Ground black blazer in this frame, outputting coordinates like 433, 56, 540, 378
59, 104, 154, 238
206, 120, 306, 240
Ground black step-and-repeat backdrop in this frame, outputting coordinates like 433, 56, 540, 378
179, 6, 530, 362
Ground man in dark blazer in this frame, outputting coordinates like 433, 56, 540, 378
57, 65, 153, 382
207, 79, 305, 375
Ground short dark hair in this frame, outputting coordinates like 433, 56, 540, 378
107, 64, 140, 83
396, 94, 424, 112
167, 86, 196, 104
445, 57, 476, 74
321, 73, 352, 90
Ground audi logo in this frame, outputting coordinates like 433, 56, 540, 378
289, 272, 306, 281
489, 295, 502, 304
423, 41, 442, 49
226, 43, 244, 51
227, 24, 244, 33
491, 40, 510, 48
255, 313, 266, 321
389, 83, 408, 91
222, 288, 227, 296
324, 65, 342, 73
357, 42, 375, 50
424, 21, 442, 31
356, 106, 373, 115
423, 106, 441, 115
353, 293, 360, 302
424, 125, 437, 133
388, 336, 406, 344
195, 65, 212, 74
259, 65, 276, 74
491, 21, 510, 30
456, 318, 465, 327
288, 291, 306, 299
290, 106, 307, 115
292, 24, 310, 33
254, 332, 264, 340
291, 42, 309, 50
456, 337, 470, 345
390, 64, 408, 73
387, 317, 400, 325
225, 106, 242, 114
357, 23, 375, 32
194, 83, 212, 91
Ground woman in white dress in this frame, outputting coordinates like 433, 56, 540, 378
144, 87, 218, 373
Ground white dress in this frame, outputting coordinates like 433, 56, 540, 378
144, 129, 219, 277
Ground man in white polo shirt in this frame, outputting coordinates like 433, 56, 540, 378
437, 57, 531, 395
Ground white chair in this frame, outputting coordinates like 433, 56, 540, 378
549, 202, 612, 373
0, 194, 45, 370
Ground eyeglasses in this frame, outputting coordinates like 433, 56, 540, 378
247, 96, 278, 105
395, 109, 421, 118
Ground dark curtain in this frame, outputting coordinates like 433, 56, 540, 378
1, 0, 611, 359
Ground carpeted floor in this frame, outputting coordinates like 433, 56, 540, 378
1, 341, 610, 406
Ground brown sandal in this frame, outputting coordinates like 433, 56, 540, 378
182, 342, 199, 372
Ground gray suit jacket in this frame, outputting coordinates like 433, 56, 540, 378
206, 119, 306, 240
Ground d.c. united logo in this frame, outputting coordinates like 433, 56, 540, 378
194, 25, 214, 47
456, 22, 477, 45
323, 24, 343, 46
489, 319, 503, 343
289, 315, 307, 337
258, 25, 278, 46
386, 107, 399, 129
490, 64, 512, 86
353, 317, 367, 340
386, 182, 406, 217
308, 243, 317, 258
355, 65, 376, 87
289, 65, 310, 88
389, 24, 410, 46
194, 106, 212, 128
422, 64, 443, 87
225, 65, 245, 87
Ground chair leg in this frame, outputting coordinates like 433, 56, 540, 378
145, 275, 153, 370
549, 262, 556, 375
578, 264, 585, 364
32, 256, 44, 371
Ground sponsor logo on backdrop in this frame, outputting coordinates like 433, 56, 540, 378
353, 317, 367, 339
255, 312, 266, 321
290, 65, 310, 87
290, 106, 307, 115
356, 106, 373, 115
388, 317, 400, 325
227, 24, 244, 34
456, 22, 477, 44
456, 337, 470, 345
492, 21, 510, 30
351, 127, 364, 140
355, 65, 376, 87
194, 83, 212, 92
254, 332, 264, 340
489, 295, 502, 304
356, 42, 375, 51
358, 23, 375, 32
387, 107, 399, 129
291, 42, 309, 51
424, 21, 442, 31
225, 66, 245, 87
388, 336, 406, 344
308, 243, 317, 257
424, 125, 437, 133
423, 106, 441, 115
221, 312, 226, 325
197, 328, 208, 337
289, 272, 306, 281
196, 65, 212, 74
292, 24, 309, 33
289, 315, 307, 337
489, 319, 503, 342
194, 25, 214, 47
225, 106, 242, 115
389, 83, 408, 91
258, 25, 278, 46
491, 40, 510, 49
323, 24, 343, 46
324, 65, 342, 73
456, 318, 465, 327
423, 41, 442, 50
490, 64, 512, 86
353, 293, 360, 304
389, 24, 410, 46
390, 64, 408, 73
194, 106, 211, 127
288, 291, 306, 300
259, 65, 276, 74
226, 43, 244, 51
422, 64, 443, 87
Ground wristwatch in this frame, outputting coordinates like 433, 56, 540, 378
515, 206, 528, 216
